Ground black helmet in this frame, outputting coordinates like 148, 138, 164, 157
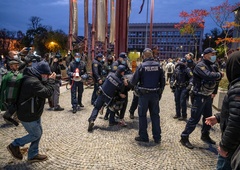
119, 52, 127, 59
180, 57, 187, 63
117, 65, 126, 73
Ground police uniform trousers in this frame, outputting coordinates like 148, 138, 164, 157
91, 83, 99, 105
181, 94, 213, 137
71, 81, 84, 109
129, 93, 139, 114
138, 93, 161, 141
174, 87, 188, 117
88, 94, 112, 122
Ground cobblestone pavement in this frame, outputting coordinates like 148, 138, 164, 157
0, 85, 220, 170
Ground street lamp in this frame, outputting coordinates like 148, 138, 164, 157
209, 36, 212, 47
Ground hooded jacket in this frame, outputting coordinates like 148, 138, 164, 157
16, 67, 54, 122
215, 51, 240, 153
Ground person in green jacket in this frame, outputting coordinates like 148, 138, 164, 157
1, 59, 22, 126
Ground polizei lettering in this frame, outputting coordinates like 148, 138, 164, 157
144, 66, 159, 71
108, 76, 119, 86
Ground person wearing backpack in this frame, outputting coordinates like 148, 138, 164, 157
7, 60, 56, 162
0, 59, 22, 126
165, 59, 175, 84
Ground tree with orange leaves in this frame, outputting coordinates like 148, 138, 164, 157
175, 9, 209, 59
210, 0, 240, 57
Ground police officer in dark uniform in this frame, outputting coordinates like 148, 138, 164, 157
180, 47, 224, 149
170, 58, 193, 120
91, 53, 104, 105
88, 65, 127, 132
185, 52, 196, 107
104, 52, 132, 126
67, 53, 87, 113
130, 48, 165, 144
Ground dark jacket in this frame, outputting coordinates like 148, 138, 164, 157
17, 67, 54, 122
215, 78, 240, 153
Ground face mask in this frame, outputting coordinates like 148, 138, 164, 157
210, 55, 216, 63
121, 60, 126, 65
75, 58, 80, 62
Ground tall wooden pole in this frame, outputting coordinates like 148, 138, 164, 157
68, 0, 73, 51
91, 0, 96, 60
149, 0, 154, 49
84, 0, 88, 54
104, 0, 108, 57
115, 0, 128, 59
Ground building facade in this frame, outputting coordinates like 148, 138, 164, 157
128, 23, 204, 60
88, 22, 204, 60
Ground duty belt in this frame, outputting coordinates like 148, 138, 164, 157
138, 87, 160, 94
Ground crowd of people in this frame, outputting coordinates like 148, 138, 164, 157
0, 46, 240, 169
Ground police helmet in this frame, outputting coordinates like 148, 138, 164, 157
117, 65, 126, 73
119, 52, 127, 59
180, 58, 187, 63
97, 53, 103, 58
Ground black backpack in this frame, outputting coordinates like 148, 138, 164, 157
168, 66, 172, 73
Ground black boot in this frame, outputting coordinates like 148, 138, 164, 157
180, 136, 194, 149
201, 133, 216, 144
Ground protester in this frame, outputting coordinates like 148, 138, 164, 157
205, 51, 240, 170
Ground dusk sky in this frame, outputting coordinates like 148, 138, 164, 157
0, 0, 238, 36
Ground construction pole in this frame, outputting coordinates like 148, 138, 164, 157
68, 0, 73, 52
104, 0, 108, 57
145, 0, 149, 48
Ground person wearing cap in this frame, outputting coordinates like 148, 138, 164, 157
0, 59, 22, 126
106, 52, 132, 126
185, 53, 196, 108
88, 65, 128, 132
91, 53, 104, 105
67, 53, 87, 113
165, 58, 175, 85
130, 48, 165, 144
49, 54, 65, 111
180, 47, 224, 149
170, 58, 193, 121
7, 60, 56, 162
205, 51, 240, 170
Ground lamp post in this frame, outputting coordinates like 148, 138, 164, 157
209, 36, 211, 47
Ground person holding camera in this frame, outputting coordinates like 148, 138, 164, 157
7, 60, 56, 162
67, 53, 87, 113
49, 54, 65, 111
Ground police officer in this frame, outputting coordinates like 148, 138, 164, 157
67, 53, 87, 113
91, 53, 104, 105
104, 52, 132, 126
185, 52, 196, 107
88, 65, 127, 132
130, 48, 165, 144
170, 58, 193, 121
180, 47, 224, 149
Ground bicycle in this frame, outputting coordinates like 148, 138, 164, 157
65, 72, 94, 90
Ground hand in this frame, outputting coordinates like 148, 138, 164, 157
119, 93, 126, 98
218, 146, 228, 157
124, 79, 128, 86
186, 84, 193, 91
53, 58, 58, 62
98, 79, 103, 84
220, 72, 224, 78
205, 116, 218, 126
211, 94, 216, 98
49, 72, 56, 79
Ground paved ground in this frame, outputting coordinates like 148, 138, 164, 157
0, 84, 220, 170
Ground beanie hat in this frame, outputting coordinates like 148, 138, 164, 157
34, 60, 52, 75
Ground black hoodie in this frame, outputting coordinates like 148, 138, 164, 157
17, 67, 55, 122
